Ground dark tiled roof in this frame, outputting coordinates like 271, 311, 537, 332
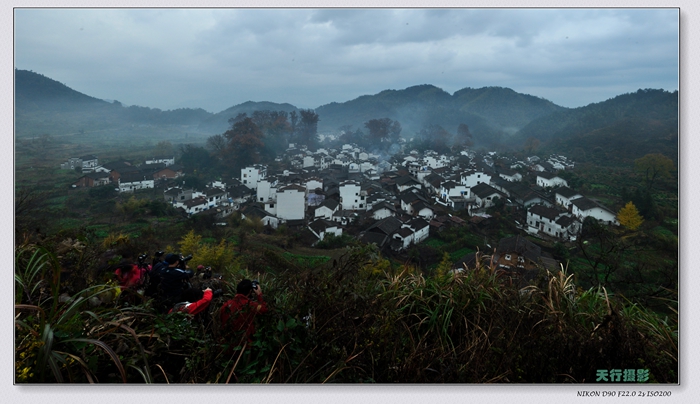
371, 201, 396, 212
358, 232, 389, 248
164, 187, 182, 196
555, 215, 577, 227
496, 235, 541, 263
571, 197, 599, 211
397, 227, 414, 238
395, 175, 420, 186
367, 216, 403, 236
319, 198, 339, 210
85, 171, 110, 179
309, 219, 336, 234
528, 205, 562, 221
554, 186, 581, 199
408, 217, 430, 231
470, 182, 502, 198
183, 197, 208, 208
536, 172, 558, 180
120, 172, 151, 183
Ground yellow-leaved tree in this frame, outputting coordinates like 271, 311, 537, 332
617, 201, 644, 231
176, 230, 239, 273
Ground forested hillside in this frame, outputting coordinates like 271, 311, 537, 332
515, 89, 678, 163
15, 70, 212, 137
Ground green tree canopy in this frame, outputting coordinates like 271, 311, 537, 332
634, 153, 675, 191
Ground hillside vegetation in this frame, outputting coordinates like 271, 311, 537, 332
515, 89, 678, 163
14, 236, 677, 383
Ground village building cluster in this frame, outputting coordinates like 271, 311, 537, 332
66, 155, 183, 191
61, 144, 618, 255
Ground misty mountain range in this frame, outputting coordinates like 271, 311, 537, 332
14, 69, 678, 159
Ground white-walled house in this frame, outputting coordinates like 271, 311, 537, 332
303, 156, 315, 168
118, 173, 154, 193
536, 172, 568, 188
204, 186, 227, 209
308, 219, 343, 242
555, 187, 584, 209
61, 157, 83, 170
145, 156, 175, 166
241, 206, 279, 229
80, 155, 99, 172
179, 196, 209, 215
315, 199, 340, 220
241, 165, 267, 190
304, 177, 323, 193
407, 217, 430, 244
393, 227, 415, 250
275, 184, 306, 221
498, 168, 522, 182
370, 201, 396, 220
339, 180, 365, 210
526, 205, 581, 241
424, 154, 449, 169
435, 180, 470, 210
460, 170, 491, 188
571, 197, 619, 225
256, 178, 278, 204
395, 176, 422, 193
471, 183, 505, 208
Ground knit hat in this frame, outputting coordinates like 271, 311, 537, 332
164, 254, 180, 265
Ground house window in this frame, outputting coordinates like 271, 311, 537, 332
518, 256, 525, 263
505, 254, 511, 261
260, 197, 264, 202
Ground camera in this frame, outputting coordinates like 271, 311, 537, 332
252, 280, 260, 291
137, 253, 149, 269
155, 251, 164, 257
178, 254, 194, 269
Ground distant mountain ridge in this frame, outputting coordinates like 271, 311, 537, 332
14, 69, 678, 160
16, 69, 110, 110
314, 84, 566, 139
15, 69, 212, 137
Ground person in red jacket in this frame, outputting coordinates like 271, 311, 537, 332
169, 287, 221, 316
220, 279, 268, 343
114, 261, 143, 290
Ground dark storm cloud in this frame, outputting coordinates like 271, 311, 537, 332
14, 8, 678, 113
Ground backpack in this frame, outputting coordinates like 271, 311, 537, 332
143, 261, 167, 297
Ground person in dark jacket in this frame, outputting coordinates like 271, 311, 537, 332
159, 254, 194, 311
144, 254, 169, 298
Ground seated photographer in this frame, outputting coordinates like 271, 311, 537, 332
169, 287, 223, 316
220, 279, 268, 342
159, 253, 194, 310
114, 259, 143, 290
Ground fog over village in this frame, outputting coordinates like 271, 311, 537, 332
12, 7, 682, 395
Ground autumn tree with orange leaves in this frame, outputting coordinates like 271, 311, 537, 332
223, 116, 265, 170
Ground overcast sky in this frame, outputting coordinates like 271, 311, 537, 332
14, 8, 678, 113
